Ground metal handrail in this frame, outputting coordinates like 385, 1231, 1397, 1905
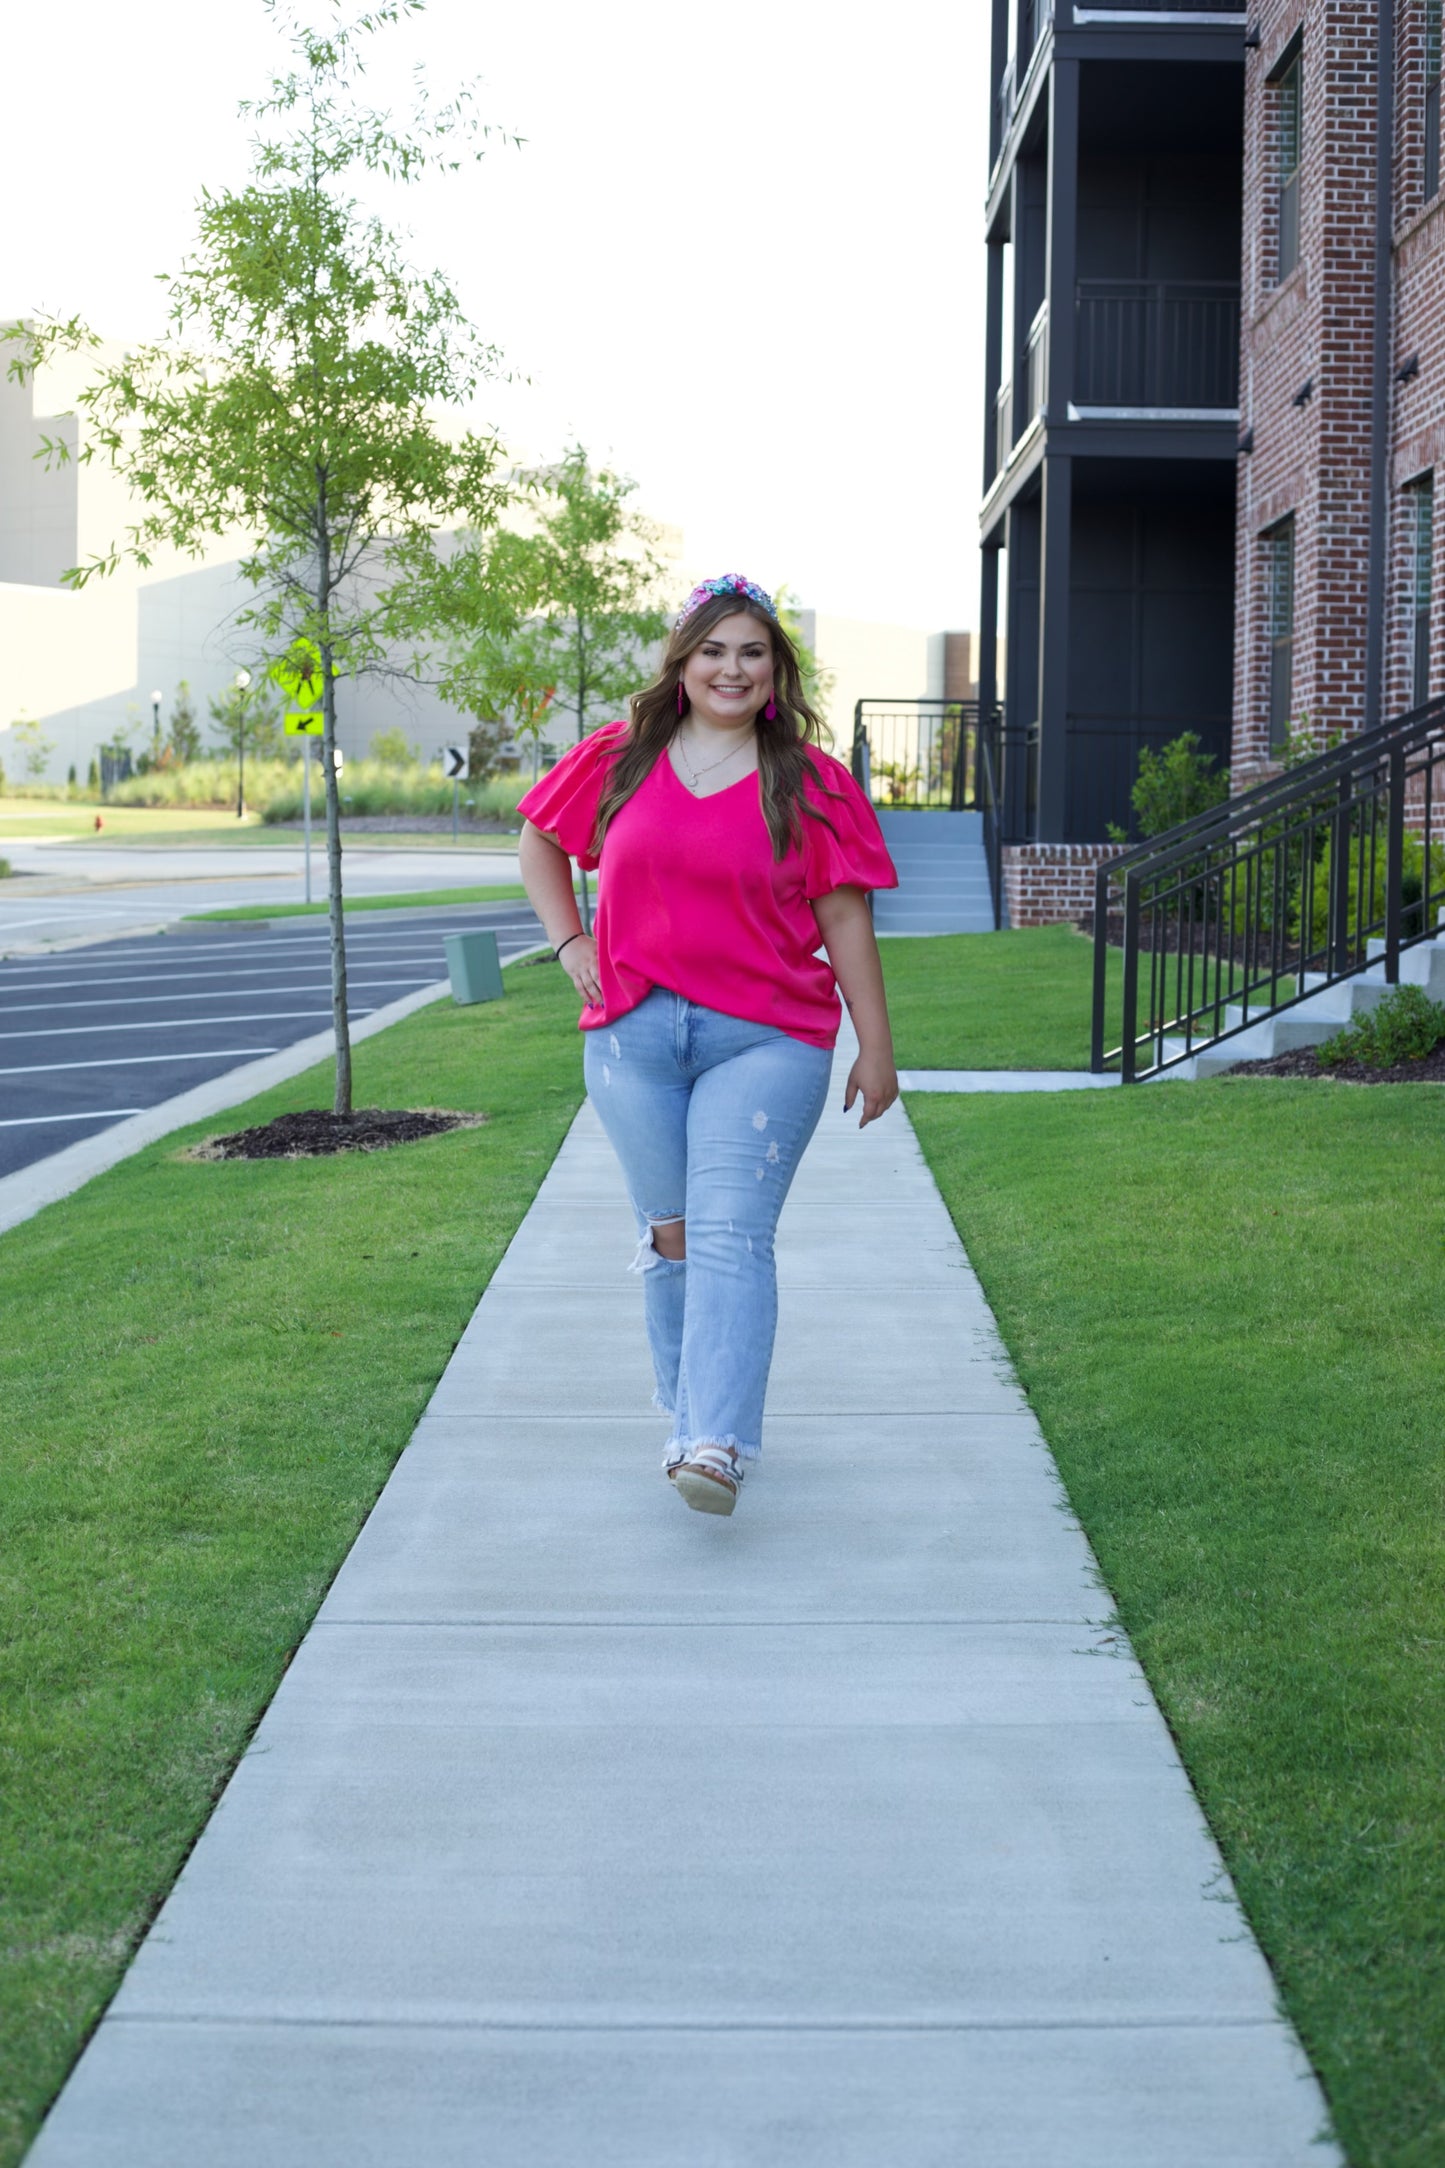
1090, 695, 1445, 1078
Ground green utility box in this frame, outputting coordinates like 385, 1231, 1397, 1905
444, 929, 504, 1005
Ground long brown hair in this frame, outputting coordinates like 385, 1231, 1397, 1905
591, 592, 843, 860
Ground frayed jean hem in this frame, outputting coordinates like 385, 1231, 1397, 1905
662, 1431, 759, 1468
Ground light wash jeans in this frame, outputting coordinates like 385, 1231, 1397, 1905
583, 988, 833, 1466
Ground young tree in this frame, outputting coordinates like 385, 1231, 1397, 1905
168, 680, 203, 764
8, 714, 55, 781
4, 0, 520, 1112
209, 680, 284, 760
446, 445, 669, 927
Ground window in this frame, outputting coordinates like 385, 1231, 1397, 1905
1266, 518, 1296, 753
1408, 475, 1434, 708
1277, 52, 1303, 277
1428, 0, 1442, 200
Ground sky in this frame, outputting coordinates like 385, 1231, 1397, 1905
5, 0, 990, 630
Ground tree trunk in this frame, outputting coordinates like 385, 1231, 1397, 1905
318, 559, 352, 1115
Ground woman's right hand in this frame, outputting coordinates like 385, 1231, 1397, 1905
559, 933, 602, 1008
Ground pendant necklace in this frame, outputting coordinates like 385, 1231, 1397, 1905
674, 729, 754, 794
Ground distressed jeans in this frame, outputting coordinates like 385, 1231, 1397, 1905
583, 987, 833, 1465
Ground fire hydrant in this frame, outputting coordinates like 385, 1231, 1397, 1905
94, 815, 103, 831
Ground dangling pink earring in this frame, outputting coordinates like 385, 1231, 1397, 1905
764, 692, 777, 721
677, 680, 685, 716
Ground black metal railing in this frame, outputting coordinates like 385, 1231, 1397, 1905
1090, 699, 1445, 1080
852, 700, 998, 812
1075, 280, 1240, 410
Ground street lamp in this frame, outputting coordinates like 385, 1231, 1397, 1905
234, 670, 251, 820
150, 688, 163, 766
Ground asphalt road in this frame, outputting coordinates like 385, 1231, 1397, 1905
0, 840, 526, 952
0, 900, 548, 1179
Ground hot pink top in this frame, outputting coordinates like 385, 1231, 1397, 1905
517, 724, 897, 1050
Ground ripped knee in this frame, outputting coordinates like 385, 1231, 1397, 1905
629, 1215, 686, 1273
650, 1216, 686, 1261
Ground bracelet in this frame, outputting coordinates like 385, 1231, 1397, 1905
554, 931, 587, 960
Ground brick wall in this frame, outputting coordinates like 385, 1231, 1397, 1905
1235, 0, 1445, 782
1002, 842, 1126, 927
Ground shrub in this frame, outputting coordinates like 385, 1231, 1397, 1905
368, 727, 420, 765
258, 762, 528, 824
1316, 982, 1445, 1068
106, 757, 297, 809
1297, 834, 1445, 955
1109, 731, 1229, 844
0, 857, 10, 879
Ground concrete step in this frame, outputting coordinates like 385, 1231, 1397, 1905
873, 810, 984, 843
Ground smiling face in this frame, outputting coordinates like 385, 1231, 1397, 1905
679, 611, 775, 731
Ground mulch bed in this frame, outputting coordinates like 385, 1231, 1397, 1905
1223, 1045, 1445, 1084
189, 1108, 489, 1161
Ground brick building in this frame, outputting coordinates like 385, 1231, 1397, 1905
983, 0, 1445, 926
1236, 0, 1445, 786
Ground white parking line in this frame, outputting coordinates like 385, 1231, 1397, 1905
0, 1048, 277, 1076
0, 961, 451, 996
0, 919, 536, 964
0, 988, 389, 1017
0, 917, 540, 964
0, 1109, 147, 1128
3, 1009, 375, 1041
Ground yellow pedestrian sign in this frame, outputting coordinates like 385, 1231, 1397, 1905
269, 639, 325, 722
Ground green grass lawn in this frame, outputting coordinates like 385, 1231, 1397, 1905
0, 801, 272, 842
185, 883, 538, 920
908, 1079, 1445, 2168
0, 963, 585, 2168
881, 926, 1118, 1070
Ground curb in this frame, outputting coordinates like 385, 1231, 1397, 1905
0, 967, 515, 1241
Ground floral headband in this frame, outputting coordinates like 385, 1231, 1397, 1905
675, 573, 777, 629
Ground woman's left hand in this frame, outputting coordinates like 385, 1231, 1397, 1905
843, 1050, 899, 1128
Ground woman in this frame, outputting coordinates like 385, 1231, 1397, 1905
517, 573, 899, 1516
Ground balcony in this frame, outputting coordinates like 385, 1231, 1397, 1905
1074, 280, 1240, 412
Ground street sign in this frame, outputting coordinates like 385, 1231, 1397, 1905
284, 712, 324, 735
269, 639, 325, 714
443, 745, 467, 779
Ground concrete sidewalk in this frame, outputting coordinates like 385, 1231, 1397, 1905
29, 1055, 1338, 2167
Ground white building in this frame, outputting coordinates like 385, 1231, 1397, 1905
0, 327, 972, 784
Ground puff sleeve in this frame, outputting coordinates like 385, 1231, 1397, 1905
515, 723, 627, 870
799, 753, 899, 900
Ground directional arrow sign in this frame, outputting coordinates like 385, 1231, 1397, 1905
284, 712, 325, 736
444, 745, 467, 779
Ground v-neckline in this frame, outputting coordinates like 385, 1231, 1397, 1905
663, 746, 760, 803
